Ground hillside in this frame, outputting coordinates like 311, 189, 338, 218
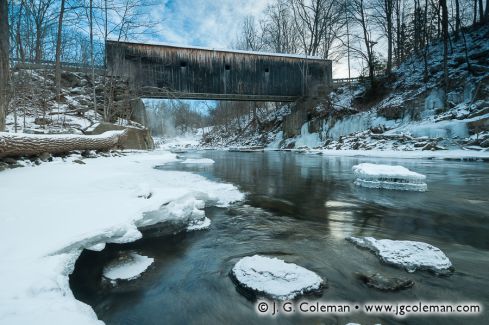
201, 26, 489, 153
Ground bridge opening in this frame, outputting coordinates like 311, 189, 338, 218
141, 97, 291, 145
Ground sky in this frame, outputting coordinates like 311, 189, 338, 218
140, 0, 355, 78
146, 0, 273, 49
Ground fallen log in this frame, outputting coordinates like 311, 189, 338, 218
0, 130, 127, 158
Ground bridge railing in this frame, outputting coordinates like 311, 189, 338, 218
10, 58, 106, 73
332, 77, 361, 86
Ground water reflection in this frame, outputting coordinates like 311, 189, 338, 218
71, 151, 489, 325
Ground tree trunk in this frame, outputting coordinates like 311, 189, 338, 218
0, 130, 127, 158
473, 0, 478, 26
441, 0, 449, 109
89, 0, 97, 120
486, 0, 489, 21
455, 0, 460, 35
423, 0, 429, 82
55, 0, 66, 102
386, 0, 393, 74
16, 1, 25, 63
478, 0, 484, 22
34, 27, 42, 63
0, 0, 9, 131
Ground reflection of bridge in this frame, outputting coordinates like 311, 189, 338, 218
106, 40, 333, 102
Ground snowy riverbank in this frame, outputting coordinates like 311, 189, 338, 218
0, 150, 243, 324
156, 133, 489, 161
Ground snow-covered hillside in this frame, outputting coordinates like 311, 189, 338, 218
202, 26, 489, 155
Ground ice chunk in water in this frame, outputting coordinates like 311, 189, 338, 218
352, 163, 427, 191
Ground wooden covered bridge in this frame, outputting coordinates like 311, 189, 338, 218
106, 40, 333, 102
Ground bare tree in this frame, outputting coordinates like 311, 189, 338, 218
349, 0, 378, 85
441, 0, 448, 108
289, 0, 345, 58
54, 0, 66, 102
371, 0, 394, 73
236, 16, 264, 51
25, 0, 56, 63
262, 0, 299, 53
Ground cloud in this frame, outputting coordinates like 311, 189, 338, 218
144, 0, 273, 49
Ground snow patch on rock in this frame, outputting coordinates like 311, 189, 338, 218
103, 252, 154, 281
353, 163, 427, 191
187, 217, 211, 231
231, 255, 324, 300
347, 236, 453, 273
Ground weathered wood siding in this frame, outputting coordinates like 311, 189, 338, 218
106, 41, 332, 101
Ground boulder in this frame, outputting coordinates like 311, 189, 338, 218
355, 272, 414, 291
480, 138, 489, 148
60, 71, 82, 88
85, 122, 154, 150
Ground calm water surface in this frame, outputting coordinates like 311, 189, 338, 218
70, 151, 489, 325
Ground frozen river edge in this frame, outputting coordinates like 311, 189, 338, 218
0, 150, 243, 325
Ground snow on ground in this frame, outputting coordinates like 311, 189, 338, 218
181, 158, 215, 164
347, 237, 453, 273
231, 255, 324, 300
102, 252, 154, 281
352, 163, 427, 191
0, 150, 243, 324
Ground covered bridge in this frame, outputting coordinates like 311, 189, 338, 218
106, 40, 332, 102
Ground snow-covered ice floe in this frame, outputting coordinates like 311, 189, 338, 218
103, 252, 154, 281
230, 255, 324, 300
347, 237, 453, 274
181, 158, 215, 164
0, 150, 243, 324
352, 163, 427, 191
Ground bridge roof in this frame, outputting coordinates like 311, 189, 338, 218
106, 39, 328, 61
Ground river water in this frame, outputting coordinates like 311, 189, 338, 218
70, 151, 489, 325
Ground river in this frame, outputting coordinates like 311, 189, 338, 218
70, 151, 489, 325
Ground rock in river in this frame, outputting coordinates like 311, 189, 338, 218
102, 252, 154, 283
347, 236, 453, 274
355, 272, 414, 291
230, 255, 325, 300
